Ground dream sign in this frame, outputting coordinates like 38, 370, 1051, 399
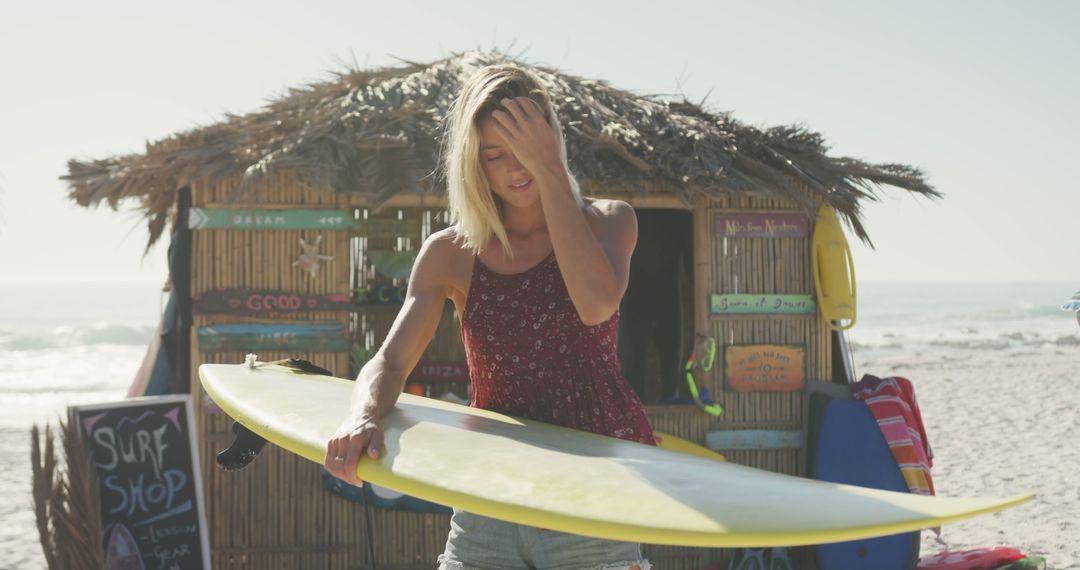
70, 395, 210, 570
187, 208, 420, 239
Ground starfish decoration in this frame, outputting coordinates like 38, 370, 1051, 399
293, 235, 334, 278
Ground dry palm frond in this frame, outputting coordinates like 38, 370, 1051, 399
63, 50, 939, 250
31, 424, 59, 569
30, 420, 106, 570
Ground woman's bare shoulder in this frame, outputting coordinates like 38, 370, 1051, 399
425, 226, 473, 256
582, 198, 636, 233
413, 227, 473, 303
412, 226, 474, 281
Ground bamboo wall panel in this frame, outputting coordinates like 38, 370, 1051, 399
691, 189, 831, 480
185, 174, 832, 567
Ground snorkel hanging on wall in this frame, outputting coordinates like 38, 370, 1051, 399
685, 336, 723, 416
812, 205, 857, 331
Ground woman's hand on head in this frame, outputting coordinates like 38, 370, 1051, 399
489, 97, 563, 173
323, 414, 385, 487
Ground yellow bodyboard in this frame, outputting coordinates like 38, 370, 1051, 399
812, 205, 858, 331
199, 363, 1029, 547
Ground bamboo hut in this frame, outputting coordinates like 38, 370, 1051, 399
64, 50, 937, 569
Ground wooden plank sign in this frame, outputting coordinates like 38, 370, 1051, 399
408, 360, 471, 384
197, 323, 350, 352
724, 345, 806, 392
193, 289, 354, 315
706, 429, 802, 451
187, 208, 420, 238
188, 208, 353, 230
711, 294, 816, 315
714, 213, 809, 238
70, 395, 211, 570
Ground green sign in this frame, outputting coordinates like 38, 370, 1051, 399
188, 208, 419, 238
710, 294, 816, 315
197, 323, 350, 352
355, 218, 421, 239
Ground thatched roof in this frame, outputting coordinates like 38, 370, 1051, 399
63, 51, 938, 249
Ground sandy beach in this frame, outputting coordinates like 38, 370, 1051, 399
858, 345, 1080, 569
0, 340, 1074, 569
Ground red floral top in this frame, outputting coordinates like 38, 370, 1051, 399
460, 250, 656, 445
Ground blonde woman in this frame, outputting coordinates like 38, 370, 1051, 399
324, 64, 653, 570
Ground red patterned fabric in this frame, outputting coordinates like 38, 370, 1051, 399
850, 375, 936, 495
461, 251, 656, 445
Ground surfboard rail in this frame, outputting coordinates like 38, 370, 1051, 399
199, 363, 1031, 547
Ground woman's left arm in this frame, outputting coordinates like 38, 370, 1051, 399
541, 178, 637, 326
492, 97, 637, 325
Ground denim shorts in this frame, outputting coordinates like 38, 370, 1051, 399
437, 508, 652, 570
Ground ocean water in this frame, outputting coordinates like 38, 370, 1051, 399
0, 282, 163, 569
848, 282, 1079, 365
1, 281, 1077, 431
0, 281, 1077, 568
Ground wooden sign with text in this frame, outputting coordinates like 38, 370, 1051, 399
187, 208, 419, 238
193, 289, 354, 315
724, 345, 806, 392
197, 323, 350, 352
714, 213, 809, 238
70, 396, 211, 570
711, 294, 816, 315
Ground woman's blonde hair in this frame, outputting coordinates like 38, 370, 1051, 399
443, 64, 583, 257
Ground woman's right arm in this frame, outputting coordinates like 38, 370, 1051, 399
323, 231, 457, 486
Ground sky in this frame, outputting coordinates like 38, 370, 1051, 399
0, 0, 1076, 284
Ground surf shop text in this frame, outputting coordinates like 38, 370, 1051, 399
92, 425, 189, 516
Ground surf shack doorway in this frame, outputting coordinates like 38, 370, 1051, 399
618, 208, 695, 405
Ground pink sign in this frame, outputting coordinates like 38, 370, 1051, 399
714, 213, 809, 238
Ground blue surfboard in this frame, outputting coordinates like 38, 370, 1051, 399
807, 389, 920, 570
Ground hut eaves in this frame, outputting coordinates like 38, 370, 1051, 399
62, 51, 938, 250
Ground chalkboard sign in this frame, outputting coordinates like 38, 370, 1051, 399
70, 395, 210, 570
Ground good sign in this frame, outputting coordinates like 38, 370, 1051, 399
193, 288, 355, 315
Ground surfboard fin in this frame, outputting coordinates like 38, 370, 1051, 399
216, 422, 268, 471
216, 358, 336, 471
281, 358, 334, 376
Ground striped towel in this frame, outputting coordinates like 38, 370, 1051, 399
850, 375, 935, 496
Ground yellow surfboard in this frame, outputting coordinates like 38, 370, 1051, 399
812, 205, 857, 331
199, 363, 1029, 547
